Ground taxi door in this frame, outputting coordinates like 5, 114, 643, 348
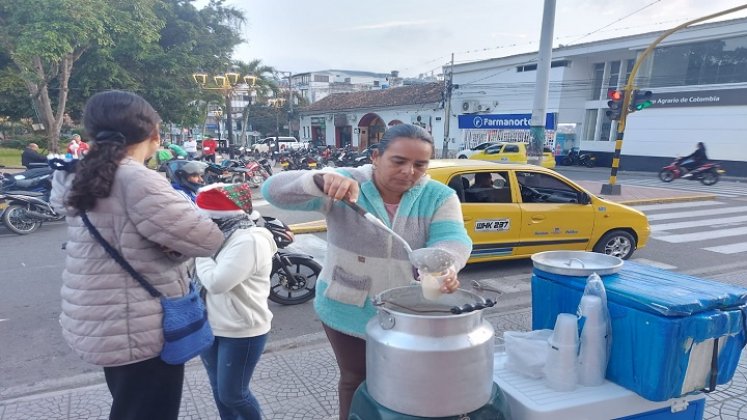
515, 170, 594, 255
453, 171, 524, 261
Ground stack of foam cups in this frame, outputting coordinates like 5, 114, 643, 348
578, 295, 608, 386
544, 313, 579, 391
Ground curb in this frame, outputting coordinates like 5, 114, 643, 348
617, 194, 718, 206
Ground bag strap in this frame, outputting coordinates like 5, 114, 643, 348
80, 211, 162, 298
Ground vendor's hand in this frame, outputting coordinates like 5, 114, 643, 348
418, 265, 460, 294
439, 265, 460, 293
315, 172, 360, 202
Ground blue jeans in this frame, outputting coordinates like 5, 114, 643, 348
201, 334, 268, 420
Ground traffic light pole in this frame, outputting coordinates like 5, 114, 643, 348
601, 3, 747, 195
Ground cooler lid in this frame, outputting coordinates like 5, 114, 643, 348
534, 261, 747, 316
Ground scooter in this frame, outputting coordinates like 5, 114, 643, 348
1, 192, 64, 235
658, 158, 725, 186
260, 215, 321, 305
561, 148, 596, 168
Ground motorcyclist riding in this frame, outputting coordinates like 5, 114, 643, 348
680, 142, 708, 175
172, 160, 208, 202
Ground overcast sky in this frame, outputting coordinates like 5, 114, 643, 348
196, 0, 747, 77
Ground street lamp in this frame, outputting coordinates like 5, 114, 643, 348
214, 107, 223, 143
193, 71, 257, 158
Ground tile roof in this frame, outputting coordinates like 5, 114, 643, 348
301, 82, 444, 114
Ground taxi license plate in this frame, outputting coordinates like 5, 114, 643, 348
308, 162, 317, 168
280, 162, 289, 167
0, 202, 7, 213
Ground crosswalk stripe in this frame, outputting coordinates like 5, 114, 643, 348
703, 242, 747, 254
646, 205, 747, 222
621, 180, 746, 197
651, 214, 747, 232
654, 226, 747, 243
633, 201, 723, 212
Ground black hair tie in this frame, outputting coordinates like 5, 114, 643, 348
95, 131, 126, 144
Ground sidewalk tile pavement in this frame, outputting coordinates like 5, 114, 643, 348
1, 308, 745, 420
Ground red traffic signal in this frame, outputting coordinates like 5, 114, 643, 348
606, 89, 625, 120
607, 89, 623, 101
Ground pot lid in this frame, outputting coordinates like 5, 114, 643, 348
374, 286, 491, 316
531, 251, 623, 276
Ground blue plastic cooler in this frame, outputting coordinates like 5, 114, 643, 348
532, 261, 747, 401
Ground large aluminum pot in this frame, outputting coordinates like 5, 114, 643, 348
366, 285, 495, 417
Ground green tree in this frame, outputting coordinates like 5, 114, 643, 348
0, 0, 162, 151
233, 59, 279, 143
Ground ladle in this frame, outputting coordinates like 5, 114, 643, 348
313, 174, 454, 273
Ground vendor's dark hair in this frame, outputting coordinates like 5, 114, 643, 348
377, 124, 433, 155
67, 90, 160, 211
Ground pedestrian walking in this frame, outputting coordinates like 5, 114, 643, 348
262, 124, 472, 419
194, 183, 277, 420
50, 90, 224, 420
183, 136, 198, 160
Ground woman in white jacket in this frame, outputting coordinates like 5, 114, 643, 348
194, 183, 277, 420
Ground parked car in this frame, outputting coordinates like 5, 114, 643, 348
456, 141, 495, 159
427, 160, 650, 262
253, 136, 308, 154
468, 142, 556, 169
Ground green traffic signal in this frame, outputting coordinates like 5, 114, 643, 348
630, 90, 653, 112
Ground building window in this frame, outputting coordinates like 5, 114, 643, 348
314, 75, 330, 82
599, 119, 612, 142
583, 109, 598, 141
607, 61, 621, 92
517, 60, 570, 72
648, 35, 747, 87
590, 63, 605, 100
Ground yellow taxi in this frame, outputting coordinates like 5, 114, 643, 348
427, 160, 650, 262
469, 142, 556, 169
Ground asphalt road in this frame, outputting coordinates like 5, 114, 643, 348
3, 168, 747, 392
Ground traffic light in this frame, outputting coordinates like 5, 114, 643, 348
606, 89, 625, 120
630, 90, 653, 113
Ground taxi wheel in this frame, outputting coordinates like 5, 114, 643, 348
593, 230, 635, 260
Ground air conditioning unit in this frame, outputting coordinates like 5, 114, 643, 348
476, 103, 491, 113
461, 100, 479, 113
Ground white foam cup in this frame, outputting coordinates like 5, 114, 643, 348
420, 271, 448, 301
550, 313, 579, 346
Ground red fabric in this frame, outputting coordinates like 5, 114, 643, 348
78, 141, 89, 155
202, 138, 217, 155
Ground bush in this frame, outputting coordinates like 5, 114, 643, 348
0, 134, 50, 151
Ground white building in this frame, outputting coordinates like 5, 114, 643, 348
449, 17, 747, 175
292, 70, 391, 104
298, 82, 445, 149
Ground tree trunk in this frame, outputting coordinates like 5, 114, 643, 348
20, 54, 76, 153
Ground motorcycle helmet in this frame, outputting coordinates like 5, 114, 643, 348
174, 161, 208, 193
263, 216, 294, 248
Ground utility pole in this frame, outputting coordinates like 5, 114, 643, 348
287, 72, 293, 137
528, 0, 556, 167
225, 91, 235, 158
441, 53, 454, 159
600, 3, 747, 195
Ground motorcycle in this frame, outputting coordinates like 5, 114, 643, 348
658, 158, 725, 186
561, 148, 596, 168
260, 215, 321, 305
243, 158, 272, 187
1, 192, 64, 235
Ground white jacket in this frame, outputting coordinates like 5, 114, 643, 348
196, 227, 278, 338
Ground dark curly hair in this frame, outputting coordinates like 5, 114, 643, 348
66, 90, 160, 211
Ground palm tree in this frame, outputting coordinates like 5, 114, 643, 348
231, 59, 278, 145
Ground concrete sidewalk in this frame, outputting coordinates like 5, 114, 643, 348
1, 308, 745, 419
289, 179, 717, 234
